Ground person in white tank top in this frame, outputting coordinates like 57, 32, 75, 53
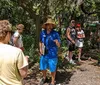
76, 24, 85, 62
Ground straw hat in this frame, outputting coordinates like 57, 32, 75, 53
42, 18, 56, 29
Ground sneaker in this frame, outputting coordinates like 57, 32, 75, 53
69, 59, 76, 65
78, 58, 82, 62
64, 53, 69, 61
49, 81, 56, 85
65, 56, 69, 61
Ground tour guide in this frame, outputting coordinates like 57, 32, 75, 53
39, 18, 61, 85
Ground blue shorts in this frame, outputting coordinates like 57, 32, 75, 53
40, 56, 58, 72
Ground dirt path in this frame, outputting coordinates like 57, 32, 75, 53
24, 59, 100, 85
67, 60, 100, 85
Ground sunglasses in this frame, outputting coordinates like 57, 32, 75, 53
18, 28, 24, 30
72, 22, 75, 23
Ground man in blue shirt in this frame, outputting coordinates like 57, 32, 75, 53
39, 18, 61, 85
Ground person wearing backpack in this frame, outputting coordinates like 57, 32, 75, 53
39, 18, 61, 85
13, 24, 24, 51
75, 24, 85, 62
66, 20, 76, 64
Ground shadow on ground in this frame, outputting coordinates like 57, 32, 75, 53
56, 71, 73, 84
40, 70, 74, 84
23, 59, 75, 85
23, 72, 39, 85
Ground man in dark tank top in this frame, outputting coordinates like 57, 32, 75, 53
66, 20, 76, 64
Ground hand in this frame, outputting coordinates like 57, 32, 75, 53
54, 39, 59, 44
77, 36, 81, 39
77, 35, 83, 38
54, 39, 60, 46
54, 39, 60, 47
71, 40, 75, 44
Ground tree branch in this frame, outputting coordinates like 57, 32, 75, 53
18, 0, 37, 20
80, 2, 98, 16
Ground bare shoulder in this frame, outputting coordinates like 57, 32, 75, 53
67, 27, 71, 32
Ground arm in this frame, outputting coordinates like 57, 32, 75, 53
13, 37, 19, 47
39, 42, 43, 55
19, 65, 28, 78
54, 32, 61, 47
66, 28, 75, 44
39, 31, 44, 55
13, 32, 20, 47
54, 40, 60, 47
81, 30, 85, 38
77, 30, 85, 39
77, 34, 82, 39
17, 51, 28, 78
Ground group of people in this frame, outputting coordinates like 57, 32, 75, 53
66, 20, 85, 64
0, 18, 85, 85
39, 18, 85, 85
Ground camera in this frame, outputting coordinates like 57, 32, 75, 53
44, 47, 48, 55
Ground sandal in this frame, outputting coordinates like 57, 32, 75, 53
49, 81, 56, 85
40, 78, 46, 85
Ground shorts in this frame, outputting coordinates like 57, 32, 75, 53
67, 40, 75, 51
69, 44, 75, 51
40, 56, 58, 72
76, 40, 83, 48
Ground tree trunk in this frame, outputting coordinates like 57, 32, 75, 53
35, 15, 41, 48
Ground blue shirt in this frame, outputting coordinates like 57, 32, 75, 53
40, 30, 61, 59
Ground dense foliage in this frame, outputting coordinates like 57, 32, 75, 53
0, 0, 100, 64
